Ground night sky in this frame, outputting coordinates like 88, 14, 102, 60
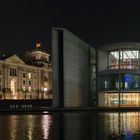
1, 0, 140, 55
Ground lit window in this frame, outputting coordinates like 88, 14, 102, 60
29, 87, 31, 92
23, 87, 26, 91
125, 82, 128, 89
105, 81, 107, 89
44, 87, 48, 92
28, 73, 31, 79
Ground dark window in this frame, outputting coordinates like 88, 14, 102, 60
10, 68, 17, 76
23, 80, 26, 85
10, 68, 12, 76
29, 81, 31, 85
44, 76, 48, 81
14, 69, 17, 76
23, 73, 26, 78
100, 74, 119, 90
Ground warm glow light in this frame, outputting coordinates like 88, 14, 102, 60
41, 115, 52, 140
36, 43, 41, 48
29, 87, 31, 92
27, 115, 34, 140
44, 87, 48, 92
105, 92, 140, 107
107, 112, 140, 135
10, 116, 17, 140
28, 73, 31, 79
10, 79, 17, 99
23, 86, 26, 91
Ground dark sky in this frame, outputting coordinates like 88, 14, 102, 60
1, 0, 140, 55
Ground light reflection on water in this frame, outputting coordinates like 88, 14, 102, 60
41, 115, 52, 140
0, 114, 52, 140
104, 112, 140, 135
101, 112, 140, 139
10, 116, 17, 140
0, 112, 140, 140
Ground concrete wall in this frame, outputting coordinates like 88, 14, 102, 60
52, 29, 60, 107
89, 48, 96, 105
63, 30, 89, 107
98, 92, 106, 107
52, 28, 96, 107
98, 51, 108, 71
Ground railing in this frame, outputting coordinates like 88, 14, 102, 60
108, 64, 139, 70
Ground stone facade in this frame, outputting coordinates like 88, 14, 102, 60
0, 48, 52, 100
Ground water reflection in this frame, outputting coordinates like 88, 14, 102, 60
41, 115, 52, 139
104, 112, 140, 139
55, 112, 140, 140
0, 112, 140, 140
0, 114, 52, 140
10, 115, 17, 140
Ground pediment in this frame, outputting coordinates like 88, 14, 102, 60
5, 55, 25, 64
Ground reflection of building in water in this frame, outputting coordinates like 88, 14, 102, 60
104, 112, 140, 138
41, 115, 52, 139
10, 116, 18, 140
98, 43, 140, 107
0, 43, 52, 100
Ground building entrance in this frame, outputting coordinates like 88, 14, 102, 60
10, 79, 17, 99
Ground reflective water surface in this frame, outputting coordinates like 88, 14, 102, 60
0, 112, 140, 140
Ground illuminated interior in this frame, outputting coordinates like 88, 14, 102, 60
28, 73, 31, 79
105, 92, 140, 107
109, 50, 140, 69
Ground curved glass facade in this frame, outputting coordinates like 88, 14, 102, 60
100, 74, 140, 90
104, 92, 140, 107
98, 47, 140, 107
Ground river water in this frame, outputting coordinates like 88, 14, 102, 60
0, 111, 140, 140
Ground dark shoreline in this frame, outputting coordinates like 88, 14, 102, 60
1, 106, 140, 114
0, 99, 140, 113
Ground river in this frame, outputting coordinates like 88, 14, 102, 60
0, 111, 140, 140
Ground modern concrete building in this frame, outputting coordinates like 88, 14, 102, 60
52, 27, 140, 108
98, 42, 140, 107
0, 43, 52, 100
52, 28, 96, 107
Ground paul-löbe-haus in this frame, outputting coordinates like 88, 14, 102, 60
0, 43, 52, 107
98, 43, 140, 107
52, 28, 140, 108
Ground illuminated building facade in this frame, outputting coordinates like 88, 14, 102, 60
0, 44, 52, 100
98, 42, 140, 107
